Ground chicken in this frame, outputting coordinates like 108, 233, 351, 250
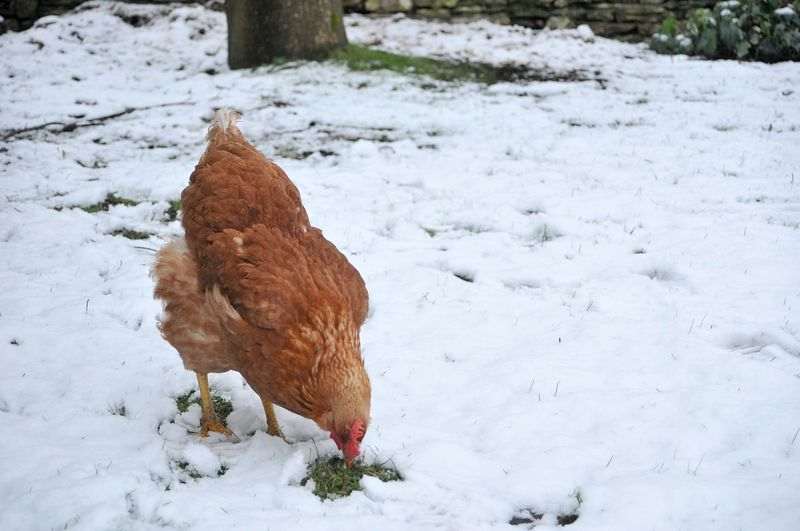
152, 109, 371, 464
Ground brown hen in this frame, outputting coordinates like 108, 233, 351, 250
153, 109, 371, 464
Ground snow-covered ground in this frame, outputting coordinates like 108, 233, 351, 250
1, 2, 799, 529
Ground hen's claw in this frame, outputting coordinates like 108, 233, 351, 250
266, 424, 287, 441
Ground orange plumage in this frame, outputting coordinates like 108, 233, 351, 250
153, 109, 371, 463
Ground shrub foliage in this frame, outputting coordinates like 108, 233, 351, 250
651, 0, 800, 62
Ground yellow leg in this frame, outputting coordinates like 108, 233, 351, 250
196, 372, 236, 440
261, 398, 285, 440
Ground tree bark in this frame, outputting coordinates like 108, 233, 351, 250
226, 0, 348, 69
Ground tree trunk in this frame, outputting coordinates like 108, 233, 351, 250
226, 0, 348, 69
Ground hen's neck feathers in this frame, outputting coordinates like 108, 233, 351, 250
283, 306, 370, 428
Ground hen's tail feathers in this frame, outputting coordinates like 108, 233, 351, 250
206, 107, 243, 145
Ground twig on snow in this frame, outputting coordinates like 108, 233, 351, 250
1, 101, 194, 141
133, 246, 158, 253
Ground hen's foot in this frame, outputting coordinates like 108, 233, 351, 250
262, 399, 287, 441
266, 423, 286, 441
195, 371, 238, 441
200, 416, 239, 441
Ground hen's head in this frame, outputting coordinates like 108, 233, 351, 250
316, 366, 371, 466
328, 384, 370, 466
330, 418, 367, 466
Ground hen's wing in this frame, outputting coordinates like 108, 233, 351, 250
204, 224, 368, 333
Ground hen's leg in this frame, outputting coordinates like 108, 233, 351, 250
261, 398, 285, 439
196, 372, 236, 439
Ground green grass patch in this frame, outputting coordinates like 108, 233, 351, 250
175, 460, 203, 479
532, 223, 562, 243
421, 226, 438, 237
175, 389, 233, 423
302, 456, 401, 500
330, 44, 591, 84
331, 44, 494, 83
164, 199, 181, 222
107, 400, 127, 416
80, 193, 139, 213
110, 228, 152, 240
175, 460, 228, 480
510, 490, 582, 526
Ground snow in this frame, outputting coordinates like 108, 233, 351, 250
575, 24, 594, 43
1, 2, 799, 529
182, 442, 222, 478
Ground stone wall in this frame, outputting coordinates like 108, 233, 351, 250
344, 0, 717, 39
0, 0, 193, 31
2, 0, 715, 39
1, 1, 81, 31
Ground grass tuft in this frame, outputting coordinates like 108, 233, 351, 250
453, 271, 475, 283
211, 394, 233, 420
531, 223, 562, 243
164, 199, 181, 222
175, 389, 233, 423
175, 460, 202, 479
175, 389, 196, 414
175, 460, 227, 480
302, 456, 401, 500
80, 193, 139, 213
108, 400, 127, 416
511, 489, 582, 526
110, 228, 151, 240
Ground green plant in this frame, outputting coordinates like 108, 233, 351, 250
651, 16, 693, 54
108, 401, 127, 416
80, 193, 139, 213
302, 456, 401, 500
651, 0, 800, 62
689, 8, 719, 57
164, 199, 181, 222
110, 228, 151, 240
175, 460, 228, 479
175, 389, 233, 423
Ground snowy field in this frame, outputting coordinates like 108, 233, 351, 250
2, 2, 800, 529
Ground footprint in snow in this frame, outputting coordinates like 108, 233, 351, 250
725, 330, 800, 359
